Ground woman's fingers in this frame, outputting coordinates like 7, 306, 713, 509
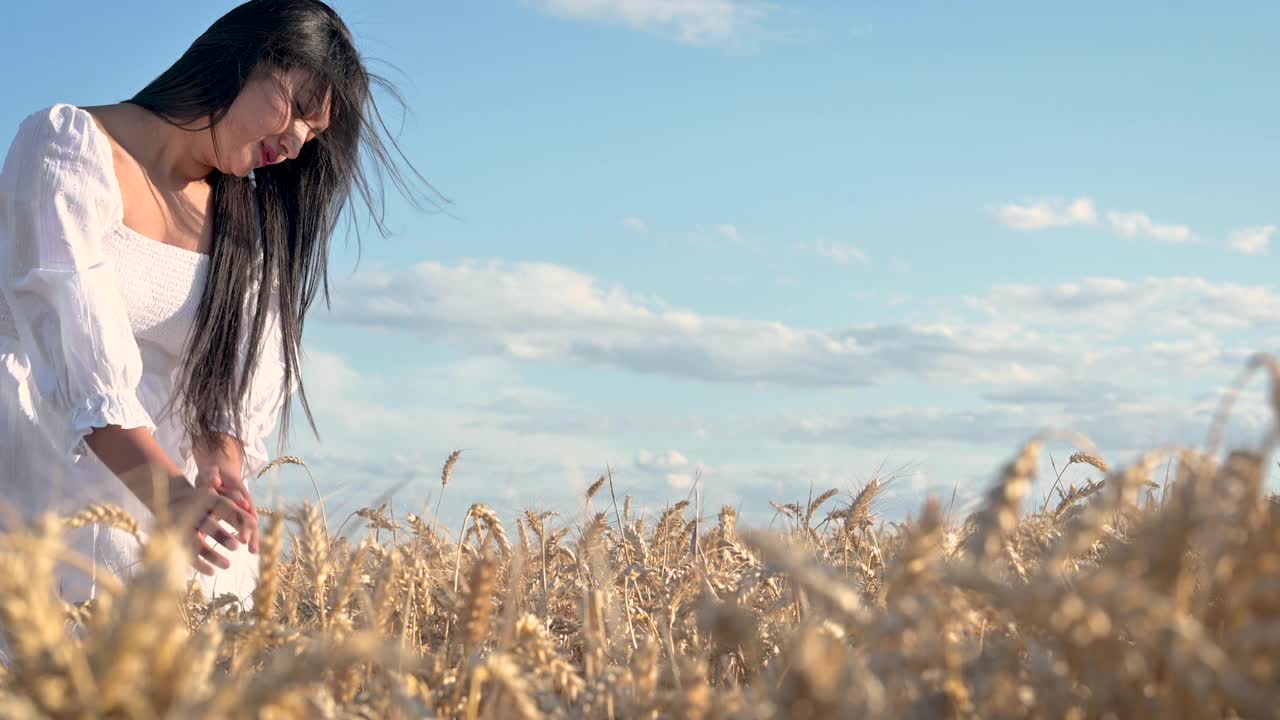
208, 492, 255, 540
197, 515, 240, 553
195, 544, 227, 573
238, 491, 260, 554
190, 530, 231, 572
193, 559, 216, 576
201, 464, 261, 555
224, 488, 258, 552
168, 482, 260, 573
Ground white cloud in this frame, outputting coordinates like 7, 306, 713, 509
716, 223, 744, 243
665, 473, 695, 489
631, 449, 702, 490
970, 276, 1280, 339
327, 261, 1280, 397
778, 386, 1274, 457
686, 223, 753, 248
299, 350, 406, 433
326, 259, 1069, 390
284, 248, 1280, 529
635, 448, 689, 470
318, 264, 1274, 520
996, 197, 1098, 231
621, 216, 649, 233
995, 197, 1200, 245
1227, 224, 1275, 256
769, 382, 1278, 523
305, 349, 367, 390
279, 351, 635, 525
526, 0, 767, 45
814, 237, 868, 265
1106, 210, 1196, 244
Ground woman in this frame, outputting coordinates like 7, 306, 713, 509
0, 0, 441, 606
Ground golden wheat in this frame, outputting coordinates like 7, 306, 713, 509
0, 355, 1278, 718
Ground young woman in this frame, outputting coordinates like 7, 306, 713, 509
0, 0, 440, 605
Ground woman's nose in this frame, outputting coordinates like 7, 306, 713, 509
279, 124, 310, 160
280, 135, 300, 160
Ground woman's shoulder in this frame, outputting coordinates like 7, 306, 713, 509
1, 103, 121, 221
11, 103, 98, 145
2, 103, 115, 187
4, 103, 112, 171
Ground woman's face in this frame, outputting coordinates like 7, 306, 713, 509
211, 65, 332, 178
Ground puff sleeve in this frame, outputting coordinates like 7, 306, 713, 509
0, 104, 156, 461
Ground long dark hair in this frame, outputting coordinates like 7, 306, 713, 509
128, 0, 447, 460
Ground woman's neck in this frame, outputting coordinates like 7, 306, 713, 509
102, 102, 215, 190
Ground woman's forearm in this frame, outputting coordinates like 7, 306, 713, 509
191, 431, 244, 471
83, 425, 257, 569
83, 425, 189, 510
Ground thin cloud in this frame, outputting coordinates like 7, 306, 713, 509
621, 216, 649, 233
995, 197, 1198, 245
777, 390, 1270, 456
716, 223, 744, 243
633, 448, 700, 489
326, 260, 1278, 394
325, 259, 1066, 390
1106, 210, 1196, 244
970, 276, 1280, 338
1227, 224, 1275, 256
635, 448, 690, 470
526, 0, 768, 45
686, 223, 751, 248
813, 237, 868, 265
995, 197, 1098, 231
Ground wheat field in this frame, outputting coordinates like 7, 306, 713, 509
1, 355, 1278, 718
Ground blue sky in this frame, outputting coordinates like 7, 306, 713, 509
3, 1, 1278, 528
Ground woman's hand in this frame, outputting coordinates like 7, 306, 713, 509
164, 481, 258, 575
84, 425, 256, 572
193, 432, 260, 554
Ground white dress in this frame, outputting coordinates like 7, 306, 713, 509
0, 103, 291, 606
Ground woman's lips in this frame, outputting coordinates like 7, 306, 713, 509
260, 143, 275, 167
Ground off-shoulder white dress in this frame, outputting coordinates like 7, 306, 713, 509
0, 103, 291, 605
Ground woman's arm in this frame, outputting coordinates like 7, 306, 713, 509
83, 425, 184, 497
84, 425, 256, 574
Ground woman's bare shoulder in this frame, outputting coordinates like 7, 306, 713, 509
74, 104, 148, 189
77, 104, 131, 150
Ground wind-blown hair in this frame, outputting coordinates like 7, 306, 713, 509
128, 0, 447, 456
